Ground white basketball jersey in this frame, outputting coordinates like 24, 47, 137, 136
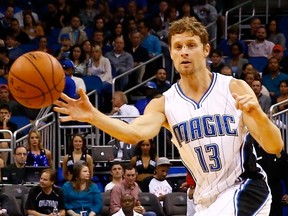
163, 73, 247, 207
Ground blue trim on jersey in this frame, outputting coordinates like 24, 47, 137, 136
175, 73, 216, 109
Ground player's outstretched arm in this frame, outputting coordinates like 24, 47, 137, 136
230, 79, 283, 154
53, 89, 166, 144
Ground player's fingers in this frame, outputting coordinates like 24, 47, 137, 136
53, 99, 68, 108
78, 88, 88, 99
58, 115, 73, 122
59, 92, 76, 102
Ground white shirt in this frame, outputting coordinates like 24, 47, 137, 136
71, 76, 86, 93
112, 209, 143, 216
104, 181, 116, 192
113, 104, 140, 123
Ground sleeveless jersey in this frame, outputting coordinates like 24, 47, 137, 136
66, 153, 87, 173
26, 149, 49, 167
163, 73, 263, 207
135, 155, 157, 175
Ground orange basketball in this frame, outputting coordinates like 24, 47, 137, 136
8, 51, 65, 109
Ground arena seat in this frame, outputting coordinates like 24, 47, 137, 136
163, 192, 187, 216
138, 192, 165, 216
247, 56, 268, 73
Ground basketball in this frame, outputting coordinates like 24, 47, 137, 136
8, 51, 66, 109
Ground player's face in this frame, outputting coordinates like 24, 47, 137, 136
79, 165, 90, 180
14, 147, 27, 165
73, 136, 83, 150
29, 132, 40, 147
40, 172, 53, 189
156, 165, 169, 180
111, 164, 123, 179
124, 169, 136, 186
170, 32, 209, 75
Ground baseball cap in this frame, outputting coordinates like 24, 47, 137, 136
273, 44, 284, 52
60, 59, 75, 69
156, 157, 171, 166
144, 81, 157, 89
60, 33, 70, 41
0, 84, 9, 91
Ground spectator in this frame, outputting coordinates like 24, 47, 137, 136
110, 165, 155, 216
8, 18, 30, 45
276, 80, 288, 111
241, 17, 261, 41
239, 63, 254, 80
26, 130, 53, 167
105, 36, 134, 90
81, 40, 93, 66
262, 57, 288, 103
0, 103, 17, 164
0, 191, 9, 216
55, 33, 71, 60
61, 59, 86, 96
110, 91, 139, 123
5, 145, 27, 168
4, 34, 23, 61
108, 138, 135, 161
131, 139, 158, 183
251, 79, 271, 114
22, 12, 44, 41
262, 44, 288, 75
209, 49, 225, 73
192, 0, 218, 44
58, 15, 88, 46
68, 44, 87, 76
62, 161, 102, 216
37, 36, 53, 54
140, 157, 173, 205
41, 1, 64, 34
62, 133, 93, 181
266, 18, 286, 49
78, 0, 98, 28
105, 161, 124, 191
0, 84, 24, 115
134, 82, 160, 115
14, 1, 39, 28
152, 68, 171, 94
220, 65, 233, 76
26, 169, 65, 216
225, 43, 248, 78
0, 46, 12, 78
218, 25, 247, 58
112, 193, 142, 216
243, 70, 270, 97
179, 172, 196, 216
91, 30, 113, 55
125, 30, 149, 85
248, 26, 275, 58
0, 5, 14, 39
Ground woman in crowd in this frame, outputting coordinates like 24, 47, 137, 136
22, 12, 44, 41
267, 18, 286, 49
277, 80, 288, 111
62, 133, 93, 181
62, 161, 102, 216
26, 130, 53, 167
37, 36, 53, 54
68, 44, 87, 76
131, 139, 158, 184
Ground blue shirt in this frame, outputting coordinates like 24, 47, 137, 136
64, 76, 77, 99
262, 72, 288, 97
141, 34, 161, 57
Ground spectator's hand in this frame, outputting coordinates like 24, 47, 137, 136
133, 205, 145, 214
282, 194, 288, 204
188, 186, 195, 200
158, 194, 165, 201
2, 114, 10, 124
180, 181, 188, 191
111, 107, 120, 114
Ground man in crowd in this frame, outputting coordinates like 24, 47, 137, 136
6, 145, 27, 168
105, 161, 124, 191
251, 79, 271, 114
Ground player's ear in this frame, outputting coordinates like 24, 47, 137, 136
203, 43, 210, 58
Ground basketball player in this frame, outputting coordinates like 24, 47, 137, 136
54, 17, 283, 215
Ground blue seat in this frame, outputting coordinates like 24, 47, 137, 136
10, 115, 31, 135
18, 43, 37, 54
0, 77, 7, 84
247, 57, 268, 72
82, 76, 103, 94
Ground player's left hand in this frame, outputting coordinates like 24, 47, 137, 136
232, 93, 262, 116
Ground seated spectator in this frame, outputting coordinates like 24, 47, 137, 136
251, 79, 271, 114
179, 172, 196, 216
110, 91, 139, 123
26, 130, 53, 167
152, 68, 171, 94
262, 44, 288, 76
225, 43, 248, 78
78, 0, 98, 28
22, 12, 44, 41
37, 36, 53, 54
141, 157, 173, 205
105, 161, 124, 191
239, 63, 254, 80
14, 1, 39, 28
0, 104, 17, 164
41, 1, 64, 34
276, 80, 288, 111
220, 65, 233, 76
110, 165, 156, 216
243, 70, 270, 97
81, 40, 92, 66
55, 33, 72, 60
105, 37, 134, 91
131, 139, 158, 184
112, 193, 143, 216
0, 46, 12, 78
26, 169, 65, 216
5, 145, 27, 168
62, 161, 102, 216
209, 49, 225, 73
241, 17, 261, 41
0, 191, 9, 216
218, 25, 247, 58
4, 34, 23, 61
134, 82, 160, 115
8, 18, 30, 45
266, 18, 286, 49
108, 138, 135, 161
58, 15, 88, 46
62, 133, 93, 181
262, 57, 288, 103
68, 44, 87, 76
61, 59, 86, 97
248, 26, 275, 58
